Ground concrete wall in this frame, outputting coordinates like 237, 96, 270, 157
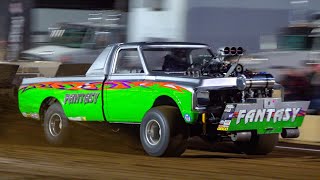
185, 7, 289, 53
31, 8, 94, 33
187, 0, 320, 10
127, 0, 187, 42
128, 0, 320, 52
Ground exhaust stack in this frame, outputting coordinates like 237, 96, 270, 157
281, 128, 300, 138
231, 132, 252, 142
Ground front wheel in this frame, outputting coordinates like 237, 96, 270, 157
44, 102, 70, 145
140, 106, 188, 157
235, 133, 279, 155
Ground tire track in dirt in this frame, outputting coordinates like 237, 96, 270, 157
0, 112, 319, 179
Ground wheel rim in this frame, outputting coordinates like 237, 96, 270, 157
145, 119, 161, 146
48, 113, 63, 137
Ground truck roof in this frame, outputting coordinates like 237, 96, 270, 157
85, 42, 210, 76
118, 42, 209, 48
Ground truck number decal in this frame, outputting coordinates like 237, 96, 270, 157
64, 93, 100, 105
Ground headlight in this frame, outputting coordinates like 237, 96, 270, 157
196, 90, 210, 106
236, 75, 246, 91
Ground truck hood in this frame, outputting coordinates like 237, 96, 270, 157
20, 45, 86, 61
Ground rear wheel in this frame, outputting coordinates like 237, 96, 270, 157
235, 133, 279, 155
140, 106, 188, 157
44, 102, 70, 145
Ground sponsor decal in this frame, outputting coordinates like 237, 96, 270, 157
217, 112, 234, 131
216, 98, 309, 132
217, 119, 232, 131
184, 114, 191, 122
64, 93, 100, 105
223, 120, 231, 126
217, 126, 228, 131
235, 108, 302, 124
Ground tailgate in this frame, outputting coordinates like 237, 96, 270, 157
217, 98, 310, 134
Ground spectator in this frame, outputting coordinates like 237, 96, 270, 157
308, 64, 320, 114
280, 68, 310, 101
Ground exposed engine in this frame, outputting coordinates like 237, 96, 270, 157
186, 47, 247, 78
192, 47, 276, 124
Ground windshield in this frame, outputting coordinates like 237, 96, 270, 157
49, 25, 91, 48
142, 48, 213, 72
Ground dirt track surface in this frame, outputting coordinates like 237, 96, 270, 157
0, 109, 320, 179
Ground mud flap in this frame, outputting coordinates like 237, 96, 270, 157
217, 98, 310, 134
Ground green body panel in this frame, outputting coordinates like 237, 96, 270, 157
18, 88, 104, 121
18, 80, 197, 123
101, 81, 196, 123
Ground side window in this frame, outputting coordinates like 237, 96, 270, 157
114, 48, 144, 74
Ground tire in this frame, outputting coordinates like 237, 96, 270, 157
235, 133, 279, 155
140, 106, 188, 157
44, 102, 70, 145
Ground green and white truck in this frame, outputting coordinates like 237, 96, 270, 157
18, 42, 310, 157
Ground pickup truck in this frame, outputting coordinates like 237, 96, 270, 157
18, 42, 310, 157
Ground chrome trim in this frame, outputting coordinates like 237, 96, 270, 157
192, 91, 197, 111
138, 46, 149, 75
144, 44, 209, 48
155, 76, 200, 84
110, 45, 147, 75
48, 113, 62, 137
145, 119, 161, 146
86, 45, 113, 76
108, 122, 140, 125
108, 75, 146, 80
22, 76, 105, 85
69, 117, 86, 121
194, 106, 206, 111
103, 45, 116, 75
236, 75, 247, 90
145, 76, 156, 81
198, 77, 238, 90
